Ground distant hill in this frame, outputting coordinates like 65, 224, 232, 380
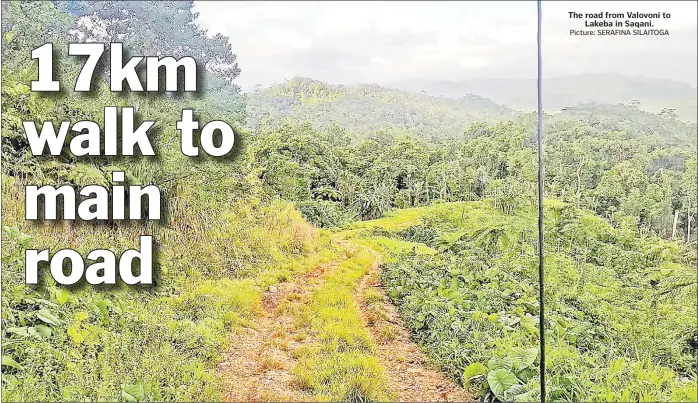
245, 77, 517, 140
392, 74, 697, 122
551, 102, 697, 146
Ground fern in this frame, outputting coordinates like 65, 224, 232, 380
657, 273, 698, 303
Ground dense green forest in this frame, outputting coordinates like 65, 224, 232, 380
246, 77, 516, 141
247, 80, 697, 244
1, 1, 696, 402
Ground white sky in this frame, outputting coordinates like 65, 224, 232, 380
193, 1, 698, 90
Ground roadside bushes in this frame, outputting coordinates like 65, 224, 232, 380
375, 202, 697, 402
1, 174, 323, 401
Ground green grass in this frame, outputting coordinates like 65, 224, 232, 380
346, 206, 430, 231
292, 245, 393, 402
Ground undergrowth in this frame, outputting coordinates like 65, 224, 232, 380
1, 174, 330, 401
357, 201, 697, 402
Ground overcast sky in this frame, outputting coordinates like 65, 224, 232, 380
193, 1, 698, 91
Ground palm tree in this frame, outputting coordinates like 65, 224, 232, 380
355, 181, 394, 220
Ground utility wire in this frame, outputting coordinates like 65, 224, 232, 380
536, 1, 546, 402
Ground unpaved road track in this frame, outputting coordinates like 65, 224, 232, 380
219, 236, 472, 402
356, 248, 472, 402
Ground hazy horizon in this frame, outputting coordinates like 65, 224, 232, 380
237, 72, 698, 94
193, 1, 698, 90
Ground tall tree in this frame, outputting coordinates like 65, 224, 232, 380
54, 1, 241, 92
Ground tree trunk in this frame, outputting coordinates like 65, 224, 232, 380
687, 212, 694, 244
671, 209, 679, 239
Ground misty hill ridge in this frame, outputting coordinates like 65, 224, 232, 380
246, 77, 695, 145
392, 74, 697, 122
245, 77, 517, 140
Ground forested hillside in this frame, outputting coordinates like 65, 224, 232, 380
393, 74, 698, 122
246, 77, 517, 141
552, 102, 697, 145
247, 87, 697, 245
1, 2, 696, 402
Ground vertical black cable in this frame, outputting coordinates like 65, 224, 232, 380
536, 1, 546, 402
